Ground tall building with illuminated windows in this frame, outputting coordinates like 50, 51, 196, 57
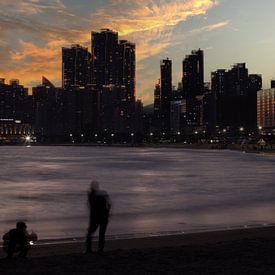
91, 30, 136, 98
91, 29, 137, 134
153, 81, 161, 130
160, 58, 172, 133
211, 63, 262, 132
117, 40, 136, 102
62, 44, 91, 89
91, 29, 119, 87
257, 88, 275, 129
182, 49, 204, 126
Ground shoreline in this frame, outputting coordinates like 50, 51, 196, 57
5, 222, 275, 246
1, 225, 275, 256
24, 225, 275, 256
2, 222, 274, 248
1, 226, 275, 274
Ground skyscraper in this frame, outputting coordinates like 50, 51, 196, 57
153, 80, 161, 131
247, 74, 262, 130
62, 44, 91, 89
91, 29, 137, 134
117, 40, 136, 102
211, 69, 228, 127
182, 49, 204, 126
91, 29, 119, 86
160, 58, 172, 133
257, 88, 275, 129
0, 79, 31, 123
33, 77, 64, 142
91, 30, 136, 97
227, 63, 248, 97
211, 64, 262, 132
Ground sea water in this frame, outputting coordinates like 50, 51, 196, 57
0, 146, 274, 240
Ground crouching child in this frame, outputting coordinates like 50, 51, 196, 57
2, 221, 38, 259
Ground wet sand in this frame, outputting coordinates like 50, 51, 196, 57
1, 226, 275, 274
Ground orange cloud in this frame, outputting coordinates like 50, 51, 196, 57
93, 0, 217, 36
190, 20, 229, 34
0, 0, 67, 16
1, 39, 64, 88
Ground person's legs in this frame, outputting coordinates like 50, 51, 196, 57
18, 241, 30, 258
7, 241, 16, 259
98, 219, 108, 252
85, 222, 98, 253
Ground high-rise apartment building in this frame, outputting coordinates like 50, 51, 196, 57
91, 29, 119, 86
33, 77, 64, 142
153, 81, 161, 131
62, 44, 91, 89
211, 63, 262, 131
91, 30, 136, 97
91, 29, 136, 134
117, 40, 136, 102
182, 49, 204, 126
160, 58, 172, 133
0, 78, 32, 123
257, 88, 275, 129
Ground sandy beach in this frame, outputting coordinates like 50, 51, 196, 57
1, 226, 275, 274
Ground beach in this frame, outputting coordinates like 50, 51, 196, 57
1, 226, 275, 274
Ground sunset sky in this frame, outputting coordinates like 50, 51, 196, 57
0, 0, 275, 104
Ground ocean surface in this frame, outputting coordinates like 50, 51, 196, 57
0, 146, 275, 241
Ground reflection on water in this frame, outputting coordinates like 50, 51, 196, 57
0, 146, 275, 240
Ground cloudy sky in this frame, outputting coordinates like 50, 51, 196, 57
0, 0, 275, 104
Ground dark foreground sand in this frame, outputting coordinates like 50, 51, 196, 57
1, 226, 275, 274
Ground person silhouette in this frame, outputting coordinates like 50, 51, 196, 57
85, 181, 111, 254
2, 221, 37, 259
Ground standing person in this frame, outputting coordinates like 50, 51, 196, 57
85, 181, 111, 254
2, 221, 37, 259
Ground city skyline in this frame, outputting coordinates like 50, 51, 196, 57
0, 0, 275, 105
